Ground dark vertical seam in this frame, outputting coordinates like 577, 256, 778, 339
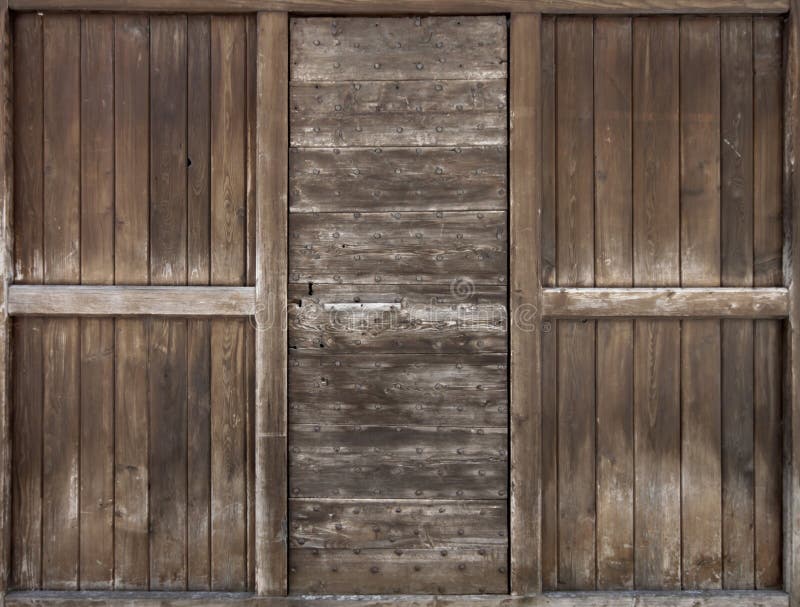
76, 14, 83, 590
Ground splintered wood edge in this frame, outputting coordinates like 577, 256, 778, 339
6, 285, 257, 317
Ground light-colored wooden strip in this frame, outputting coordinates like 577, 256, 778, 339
786, 4, 800, 606
1, 590, 794, 607
6, 0, 790, 14
541, 288, 789, 318
255, 11, 288, 596
8, 286, 256, 316
509, 12, 541, 596
290, 16, 507, 82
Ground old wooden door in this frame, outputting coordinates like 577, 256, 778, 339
287, 16, 509, 595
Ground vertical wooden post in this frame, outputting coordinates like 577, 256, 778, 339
788, 4, 800, 606
0, 0, 11, 600
509, 12, 542, 596
255, 11, 288, 597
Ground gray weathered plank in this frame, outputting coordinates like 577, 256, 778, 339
289, 147, 507, 213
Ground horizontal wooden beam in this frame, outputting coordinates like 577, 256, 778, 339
542, 287, 790, 319
2, 591, 791, 607
6, 0, 790, 13
7, 285, 256, 317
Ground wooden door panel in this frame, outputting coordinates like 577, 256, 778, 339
288, 15, 508, 595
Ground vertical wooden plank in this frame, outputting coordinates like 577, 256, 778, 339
539, 16, 557, 592
754, 16, 784, 591
210, 15, 248, 592
509, 12, 542, 596
149, 14, 188, 591
150, 15, 187, 287
186, 15, 211, 592
211, 15, 246, 288
632, 17, 681, 591
79, 14, 115, 590
113, 14, 150, 591
42, 14, 80, 591
11, 13, 42, 591
720, 16, 756, 591
188, 15, 211, 288
680, 16, 722, 591
787, 4, 800, 604
255, 11, 288, 596
555, 16, 595, 591
210, 319, 247, 591
594, 16, 634, 591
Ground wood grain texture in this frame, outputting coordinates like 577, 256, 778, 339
594, 16, 633, 591
290, 17, 507, 82
632, 17, 680, 591
679, 16, 722, 591
753, 16, 784, 591
8, 286, 256, 317
6, 0, 791, 13
289, 147, 507, 213
509, 12, 540, 595
255, 11, 289, 596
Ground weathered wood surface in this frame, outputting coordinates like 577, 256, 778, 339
1, 590, 794, 607
255, 11, 289, 596
0, 0, 9, 596
289, 211, 507, 285
291, 17, 507, 82
8, 286, 256, 316
5, 0, 791, 13
289, 15, 508, 594
289, 284, 506, 354
10, 13, 257, 593
290, 147, 507, 213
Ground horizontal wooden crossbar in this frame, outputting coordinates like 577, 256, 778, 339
2, 591, 790, 606
7, 285, 256, 317
6, 0, 790, 13
542, 287, 790, 319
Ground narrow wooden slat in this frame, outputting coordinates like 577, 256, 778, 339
149, 14, 188, 591
79, 15, 115, 590
539, 16, 557, 592
720, 16, 755, 591
10, 13, 42, 591
632, 16, 681, 591
41, 14, 81, 591
7, 0, 789, 15
555, 16, 595, 591
780, 0, 798, 588
753, 16, 784, 591
211, 15, 246, 287
186, 17, 212, 591
1, 590, 794, 607
542, 288, 789, 318
290, 16, 507, 82
509, 12, 541, 596
188, 15, 211, 288
113, 14, 150, 592
680, 16, 722, 590
8, 286, 256, 316
289, 147, 507, 213
594, 16, 634, 592
289, 211, 507, 285
290, 548, 508, 595
211, 319, 247, 590
255, 11, 289, 596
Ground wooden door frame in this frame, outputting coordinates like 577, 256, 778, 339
1, 1, 799, 606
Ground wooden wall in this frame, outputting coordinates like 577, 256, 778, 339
540, 15, 784, 591
11, 13, 257, 591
